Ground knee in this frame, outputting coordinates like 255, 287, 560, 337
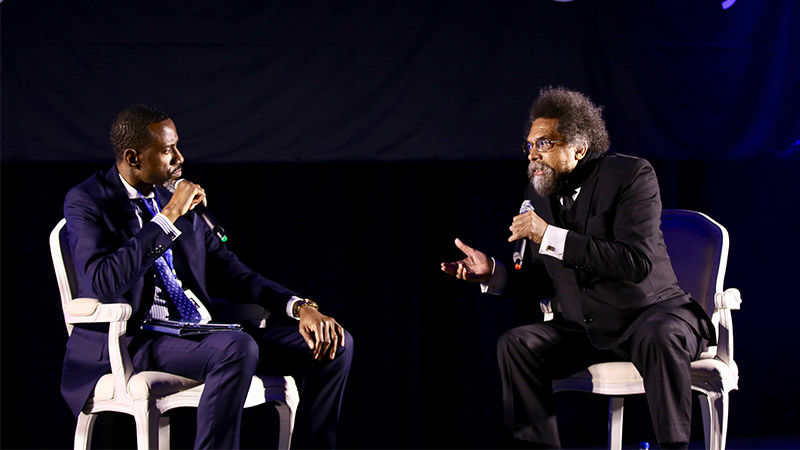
221, 332, 260, 371
635, 319, 692, 357
497, 327, 538, 359
333, 329, 354, 363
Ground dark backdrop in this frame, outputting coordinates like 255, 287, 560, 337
2, 1, 799, 448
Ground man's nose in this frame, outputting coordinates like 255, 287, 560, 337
173, 147, 185, 165
527, 150, 541, 162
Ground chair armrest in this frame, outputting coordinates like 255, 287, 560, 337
65, 298, 135, 400
713, 288, 741, 366
65, 298, 132, 323
715, 288, 741, 310
213, 303, 270, 328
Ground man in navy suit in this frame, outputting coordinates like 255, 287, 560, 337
61, 104, 352, 449
442, 87, 713, 449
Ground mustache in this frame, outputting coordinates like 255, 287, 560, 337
528, 161, 552, 177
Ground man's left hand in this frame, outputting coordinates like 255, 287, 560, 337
508, 210, 549, 244
298, 307, 346, 360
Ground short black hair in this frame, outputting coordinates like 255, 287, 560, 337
527, 86, 610, 155
109, 104, 170, 160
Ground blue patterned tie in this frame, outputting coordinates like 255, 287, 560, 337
135, 198, 202, 323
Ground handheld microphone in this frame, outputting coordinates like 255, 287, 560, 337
512, 200, 535, 270
164, 178, 228, 242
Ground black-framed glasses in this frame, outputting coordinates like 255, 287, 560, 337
523, 138, 564, 154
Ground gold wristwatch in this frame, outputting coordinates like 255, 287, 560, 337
292, 298, 319, 318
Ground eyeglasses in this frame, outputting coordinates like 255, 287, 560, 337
523, 138, 564, 154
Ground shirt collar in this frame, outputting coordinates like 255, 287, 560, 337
118, 174, 155, 200
558, 187, 581, 206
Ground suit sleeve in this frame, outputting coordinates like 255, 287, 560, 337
562, 159, 661, 283
64, 187, 173, 301
496, 242, 556, 302
199, 215, 299, 315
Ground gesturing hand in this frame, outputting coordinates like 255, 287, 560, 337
298, 307, 346, 360
440, 238, 493, 283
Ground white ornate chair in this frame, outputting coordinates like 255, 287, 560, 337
51, 218, 300, 450
546, 209, 741, 450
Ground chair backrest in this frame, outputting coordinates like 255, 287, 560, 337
660, 209, 729, 320
50, 218, 78, 336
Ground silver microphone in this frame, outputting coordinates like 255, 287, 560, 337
512, 200, 535, 270
163, 178, 228, 242
163, 178, 184, 193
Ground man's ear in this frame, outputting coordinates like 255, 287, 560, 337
122, 148, 140, 169
574, 141, 589, 160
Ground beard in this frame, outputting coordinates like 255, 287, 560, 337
528, 161, 569, 196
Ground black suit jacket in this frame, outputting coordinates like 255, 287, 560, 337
61, 166, 298, 416
513, 153, 713, 349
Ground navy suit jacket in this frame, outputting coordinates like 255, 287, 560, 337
61, 166, 299, 416
511, 153, 713, 349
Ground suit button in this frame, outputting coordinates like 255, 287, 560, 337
584, 315, 593, 324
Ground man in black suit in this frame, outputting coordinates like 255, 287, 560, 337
61, 104, 352, 449
441, 87, 712, 449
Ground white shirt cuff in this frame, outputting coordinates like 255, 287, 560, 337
286, 296, 305, 320
539, 225, 568, 260
152, 213, 181, 241
480, 257, 507, 295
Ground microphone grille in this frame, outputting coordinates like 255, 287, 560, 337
163, 178, 184, 193
519, 199, 535, 213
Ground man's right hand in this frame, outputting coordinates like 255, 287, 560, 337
440, 238, 493, 283
160, 180, 206, 223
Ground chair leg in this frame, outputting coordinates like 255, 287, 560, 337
74, 412, 97, 450
274, 402, 294, 450
133, 406, 161, 450
158, 416, 170, 450
269, 375, 299, 449
283, 377, 299, 433
699, 391, 729, 450
608, 397, 624, 450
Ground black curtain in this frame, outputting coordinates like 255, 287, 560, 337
3, 1, 798, 163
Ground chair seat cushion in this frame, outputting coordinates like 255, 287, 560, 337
552, 358, 738, 396
245, 375, 296, 407
93, 371, 203, 401
93, 372, 298, 405
553, 362, 645, 395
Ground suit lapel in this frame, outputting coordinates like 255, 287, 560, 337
102, 166, 141, 238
